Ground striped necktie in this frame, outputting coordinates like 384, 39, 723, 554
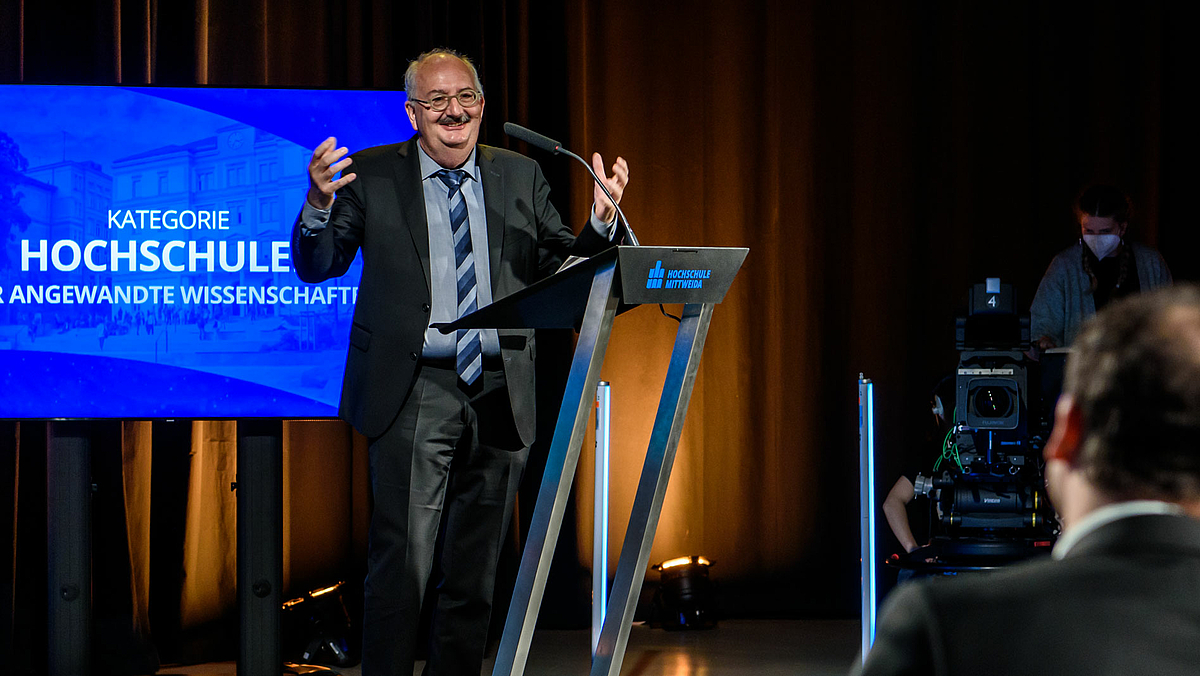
435, 169, 483, 386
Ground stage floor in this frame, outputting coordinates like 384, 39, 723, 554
158, 619, 861, 675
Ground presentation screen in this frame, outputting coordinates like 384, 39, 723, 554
0, 84, 413, 419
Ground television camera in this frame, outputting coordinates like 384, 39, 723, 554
910, 278, 1058, 566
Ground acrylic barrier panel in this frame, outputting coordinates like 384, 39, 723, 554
0, 84, 414, 418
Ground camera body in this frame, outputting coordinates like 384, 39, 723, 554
934, 279, 1056, 554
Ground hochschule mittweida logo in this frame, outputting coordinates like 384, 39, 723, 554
646, 260, 711, 290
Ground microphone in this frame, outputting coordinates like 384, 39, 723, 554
502, 122, 562, 154
503, 122, 639, 246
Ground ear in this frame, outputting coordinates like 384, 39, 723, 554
1044, 395, 1084, 465
405, 101, 419, 132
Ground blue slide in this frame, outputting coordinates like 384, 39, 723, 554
0, 85, 412, 418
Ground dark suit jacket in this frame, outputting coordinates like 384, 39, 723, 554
859, 513, 1200, 676
291, 138, 612, 440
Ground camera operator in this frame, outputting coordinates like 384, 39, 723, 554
882, 474, 924, 556
1030, 184, 1171, 352
883, 378, 954, 556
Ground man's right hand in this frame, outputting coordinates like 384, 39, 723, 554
307, 137, 357, 210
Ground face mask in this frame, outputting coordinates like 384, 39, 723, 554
1082, 234, 1121, 260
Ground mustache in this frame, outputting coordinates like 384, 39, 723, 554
437, 112, 471, 125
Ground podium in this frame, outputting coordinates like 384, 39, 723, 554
435, 245, 748, 676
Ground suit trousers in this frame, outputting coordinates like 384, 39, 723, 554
361, 361, 529, 676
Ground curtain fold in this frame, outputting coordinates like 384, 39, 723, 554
120, 421, 153, 637
176, 421, 237, 645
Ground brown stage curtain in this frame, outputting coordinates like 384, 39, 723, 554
563, 0, 1194, 613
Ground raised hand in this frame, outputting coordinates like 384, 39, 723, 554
591, 152, 629, 224
307, 137, 358, 210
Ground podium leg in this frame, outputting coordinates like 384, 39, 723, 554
492, 260, 620, 676
590, 302, 714, 676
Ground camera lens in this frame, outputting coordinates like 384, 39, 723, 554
972, 386, 1012, 418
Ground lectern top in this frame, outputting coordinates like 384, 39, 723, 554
433, 245, 748, 332
617, 246, 748, 305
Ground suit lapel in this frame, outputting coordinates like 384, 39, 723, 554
476, 145, 506, 291
394, 140, 431, 294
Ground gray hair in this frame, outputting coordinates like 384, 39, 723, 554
404, 48, 484, 99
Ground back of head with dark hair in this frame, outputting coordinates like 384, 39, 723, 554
1064, 285, 1200, 501
1075, 184, 1133, 224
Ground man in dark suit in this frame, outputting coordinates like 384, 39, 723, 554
858, 285, 1200, 676
291, 48, 628, 676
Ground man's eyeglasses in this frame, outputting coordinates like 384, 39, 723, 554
410, 89, 482, 112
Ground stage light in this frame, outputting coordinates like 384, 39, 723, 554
308, 583, 341, 598
652, 556, 716, 630
658, 555, 712, 570
281, 580, 355, 668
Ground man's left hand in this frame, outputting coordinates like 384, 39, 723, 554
592, 153, 629, 224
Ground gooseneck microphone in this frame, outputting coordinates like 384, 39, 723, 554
502, 122, 563, 154
503, 122, 639, 246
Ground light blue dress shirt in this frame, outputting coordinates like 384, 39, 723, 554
415, 145, 497, 360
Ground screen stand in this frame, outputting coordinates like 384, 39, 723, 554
46, 421, 91, 676
237, 420, 283, 676
236, 421, 342, 675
